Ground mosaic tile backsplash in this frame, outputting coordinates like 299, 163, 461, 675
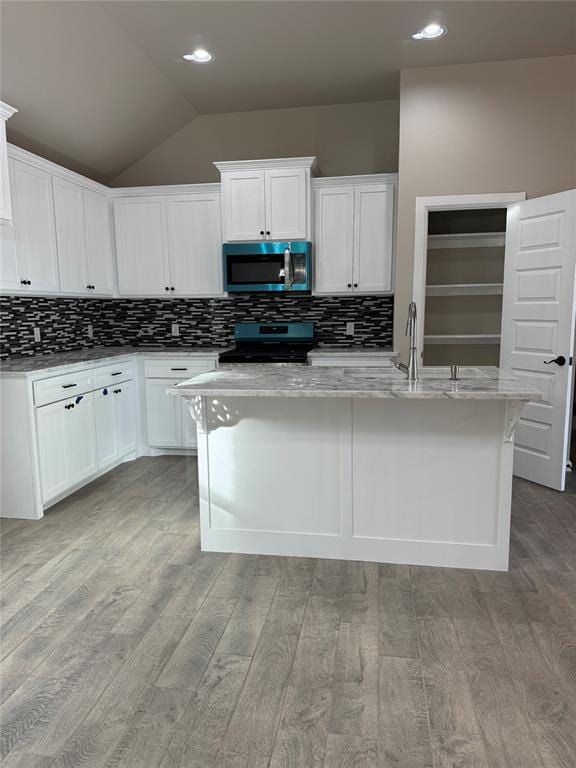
0, 294, 394, 359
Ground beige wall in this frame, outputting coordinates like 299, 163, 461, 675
111, 100, 399, 186
395, 55, 576, 355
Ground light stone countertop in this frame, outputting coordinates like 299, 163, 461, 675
0, 346, 227, 378
170, 364, 543, 401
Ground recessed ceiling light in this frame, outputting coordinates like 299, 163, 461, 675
183, 48, 214, 63
412, 23, 447, 40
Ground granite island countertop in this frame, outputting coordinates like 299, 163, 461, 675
0, 346, 228, 378
170, 364, 543, 401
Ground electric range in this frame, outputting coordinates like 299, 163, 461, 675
218, 322, 315, 365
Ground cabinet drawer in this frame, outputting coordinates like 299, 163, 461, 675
93, 360, 135, 388
143, 358, 217, 379
33, 369, 94, 407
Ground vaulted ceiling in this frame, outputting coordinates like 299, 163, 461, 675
1, 1, 574, 183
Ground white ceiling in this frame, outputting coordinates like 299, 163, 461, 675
2, 1, 575, 182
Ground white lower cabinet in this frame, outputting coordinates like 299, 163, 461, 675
116, 380, 137, 455
2, 353, 218, 520
36, 392, 97, 503
144, 358, 217, 449
145, 378, 182, 448
145, 378, 199, 449
94, 387, 118, 470
95, 380, 137, 469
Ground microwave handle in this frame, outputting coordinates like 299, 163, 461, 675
284, 248, 293, 290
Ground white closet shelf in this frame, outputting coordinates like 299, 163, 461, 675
426, 283, 503, 297
424, 334, 501, 345
427, 232, 506, 250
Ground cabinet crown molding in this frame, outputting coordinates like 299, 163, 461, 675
0, 102, 18, 121
109, 182, 221, 197
312, 173, 398, 188
214, 156, 318, 174
8, 143, 109, 194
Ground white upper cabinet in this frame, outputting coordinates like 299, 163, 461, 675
53, 177, 87, 293
353, 184, 395, 293
0, 159, 19, 291
166, 192, 222, 295
114, 196, 170, 295
83, 189, 114, 295
54, 179, 114, 296
313, 175, 396, 295
215, 158, 316, 242
114, 189, 223, 297
265, 168, 308, 241
10, 159, 60, 293
314, 186, 355, 293
0, 102, 17, 224
220, 170, 265, 242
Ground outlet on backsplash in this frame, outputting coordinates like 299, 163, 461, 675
33, 327, 41, 343
171, 323, 180, 337
346, 322, 355, 336
87, 324, 94, 340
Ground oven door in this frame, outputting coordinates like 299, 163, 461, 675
223, 242, 311, 293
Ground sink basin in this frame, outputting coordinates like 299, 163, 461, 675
348, 366, 487, 381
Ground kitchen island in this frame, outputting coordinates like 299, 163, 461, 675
171, 365, 541, 571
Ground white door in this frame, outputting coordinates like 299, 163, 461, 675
116, 379, 137, 455
221, 170, 265, 241
314, 186, 355, 294
12, 160, 59, 292
94, 387, 118, 470
500, 190, 576, 491
114, 196, 170, 295
265, 168, 307, 240
166, 193, 223, 295
353, 184, 394, 293
53, 178, 88, 294
145, 379, 182, 447
69, 392, 98, 483
36, 399, 73, 502
84, 189, 114, 295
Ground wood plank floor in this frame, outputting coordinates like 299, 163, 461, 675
2, 455, 576, 767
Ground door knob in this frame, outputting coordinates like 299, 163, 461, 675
544, 356, 566, 366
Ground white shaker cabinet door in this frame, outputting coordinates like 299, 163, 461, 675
53, 177, 88, 294
145, 379, 182, 448
221, 170, 265, 242
12, 160, 60, 293
94, 388, 118, 471
114, 196, 170, 295
353, 184, 394, 293
314, 186, 355, 293
264, 167, 307, 240
84, 189, 114, 295
167, 193, 223, 295
36, 399, 73, 502
181, 399, 197, 449
69, 393, 98, 483
116, 379, 137, 455
0, 161, 19, 290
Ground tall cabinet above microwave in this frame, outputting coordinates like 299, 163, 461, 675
214, 157, 318, 242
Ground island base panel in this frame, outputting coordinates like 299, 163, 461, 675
193, 397, 513, 571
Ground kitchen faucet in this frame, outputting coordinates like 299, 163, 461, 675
394, 301, 419, 381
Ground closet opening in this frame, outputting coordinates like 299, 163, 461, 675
424, 207, 506, 366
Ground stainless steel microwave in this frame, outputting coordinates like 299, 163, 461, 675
223, 241, 312, 293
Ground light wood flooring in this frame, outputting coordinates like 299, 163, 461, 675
1, 455, 576, 767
